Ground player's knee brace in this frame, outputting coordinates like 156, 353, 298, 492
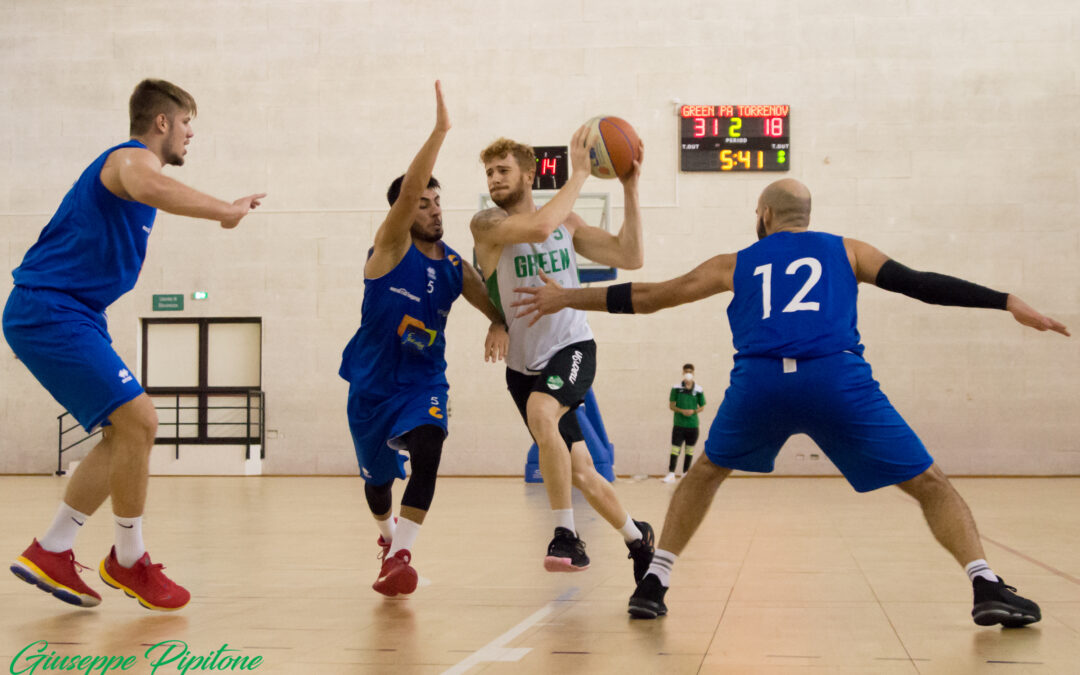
364, 479, 394, 517
401, 424, 445, 512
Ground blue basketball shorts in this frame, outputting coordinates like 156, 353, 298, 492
346, 382, 449, 485
3, 286, 145, 433
704, 351, 933, 492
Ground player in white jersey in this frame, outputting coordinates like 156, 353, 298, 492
470, 129, 655, 581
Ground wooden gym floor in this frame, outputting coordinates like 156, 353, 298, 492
1, 474, 1078, 674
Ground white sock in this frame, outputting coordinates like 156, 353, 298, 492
647, 549, 677, 587
965, 559, 998, 583
376, 516, 396, 543
618, 515, 642, 543
114, 515, 146, 567
388, 517, 421, 557
553, 509, 575, 534
39, 503, 90, 553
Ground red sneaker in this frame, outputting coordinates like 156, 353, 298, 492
10, 539, 101, 607
376, 534, 392, 561
98, 547, 190, 611
372, 549, 418, 597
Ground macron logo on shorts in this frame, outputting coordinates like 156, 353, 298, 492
118, 369, 133, 384
569, 350, 582, 385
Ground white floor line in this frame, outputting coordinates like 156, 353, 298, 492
440, 590, 576, 675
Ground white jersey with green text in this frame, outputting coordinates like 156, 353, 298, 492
487, 224, 593, 373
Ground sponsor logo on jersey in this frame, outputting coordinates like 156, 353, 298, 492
389, 286, 421, 302
447, 253, 460, 266
546, 375, 564, 390
118, 369, 133, 384
427, 267, 436, 280
397, 315, 437, 352
428, 406, 444, 419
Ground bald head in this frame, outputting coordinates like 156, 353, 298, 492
756, 179, 812, 238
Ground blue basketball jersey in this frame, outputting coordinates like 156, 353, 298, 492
339, 243, 465, 398
727, 231, 863, 359
12, 140, 157, 313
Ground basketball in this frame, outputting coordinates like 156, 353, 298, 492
584, 116, 640, 179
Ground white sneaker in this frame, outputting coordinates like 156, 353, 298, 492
661, 473, 676, 483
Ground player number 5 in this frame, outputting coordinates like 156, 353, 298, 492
752, 257, 822, 319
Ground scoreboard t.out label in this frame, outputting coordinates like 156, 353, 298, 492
679, 105, 790, 172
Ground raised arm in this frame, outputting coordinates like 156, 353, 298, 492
846, 237, 1070, 336
471, 126, 591, 248
571, 141, 645, 270
104, 148, 265, 228
512, 253, 736, 325
366, 80, 450, 279
461, 260, 509, 362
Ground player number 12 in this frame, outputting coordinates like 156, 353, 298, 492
752, 258, 822, 319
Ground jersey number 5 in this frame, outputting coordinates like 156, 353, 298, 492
752, 258, 822, 319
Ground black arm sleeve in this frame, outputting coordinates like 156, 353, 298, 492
606, 282, 635, 314
874, 259, 1009, 310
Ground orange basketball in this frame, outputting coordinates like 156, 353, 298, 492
585, 116, 640, 180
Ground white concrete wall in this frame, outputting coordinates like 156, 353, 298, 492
1, 0, 1077, 477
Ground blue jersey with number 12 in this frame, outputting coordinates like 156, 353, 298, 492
727, 231, 863, 359
339, 243, 464, 398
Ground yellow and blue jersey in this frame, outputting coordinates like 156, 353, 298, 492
339, 243, 464, 398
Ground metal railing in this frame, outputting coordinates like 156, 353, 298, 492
56, 390, 265, 475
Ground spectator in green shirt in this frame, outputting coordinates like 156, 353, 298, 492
664, 364, 706, 483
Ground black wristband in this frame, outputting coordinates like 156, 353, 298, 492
606, 282, 635, 314
875, 259, 1008, 310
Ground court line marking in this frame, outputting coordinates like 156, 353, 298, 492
981, 535, 1080, 586
894, 491, 1080, 585
441, 589, 576, 675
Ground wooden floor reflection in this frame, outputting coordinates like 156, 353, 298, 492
2, 475, 1078, 674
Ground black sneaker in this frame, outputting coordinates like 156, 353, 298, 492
972, 576, 1041, 628
543, 527, 589, 573
628, 573, 667, 619
625, 520, 655, 584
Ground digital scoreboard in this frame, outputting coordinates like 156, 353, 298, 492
532, 145, 568, 190
679, 105, 790, 172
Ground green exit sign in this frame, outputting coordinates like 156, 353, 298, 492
152, 294, 184, 311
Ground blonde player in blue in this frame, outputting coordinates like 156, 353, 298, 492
513, 178, 1069, 627
5, 79, 265, 611
339, 82, 508, 596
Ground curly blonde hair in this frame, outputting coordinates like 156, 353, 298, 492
480, 138, 535, 173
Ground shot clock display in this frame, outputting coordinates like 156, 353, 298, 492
679, 105, 791, 172
532, 145, 568, 190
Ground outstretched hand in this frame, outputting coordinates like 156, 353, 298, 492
221, 193, 267, 229
434, 79, 450, 134
1007, 295, 1070, 336
512, 270, 567, 326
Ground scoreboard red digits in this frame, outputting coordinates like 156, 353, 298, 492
679, 105, 791, 172
532, 145, 568, 190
